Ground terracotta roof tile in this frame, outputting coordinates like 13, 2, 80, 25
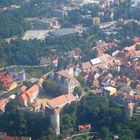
81, 61, 92, 70
0, 99, 8, 108
20, 85, 27, 93
46, 93, 76, 109
19, 84, 40, 102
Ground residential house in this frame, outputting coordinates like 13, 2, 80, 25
8, 68, 26, 81
109, 58, 121, 72
95, 40, 118, 54
79, 61, 93, 74
0, 75, 17, 91
79, 54, 113, 75
112, 50, 120, 57
78, 124, 91, 133
51, 56, 58, 67
18, 84, 40, 106
117, 76, 130, 87
66, 48, 82, 62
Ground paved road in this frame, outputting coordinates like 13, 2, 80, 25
64, 132, 98, 140
0, 64, 49, 71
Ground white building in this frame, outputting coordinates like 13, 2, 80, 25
50, 67, 80, 93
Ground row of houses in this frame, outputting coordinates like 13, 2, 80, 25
17, 72, 49, 107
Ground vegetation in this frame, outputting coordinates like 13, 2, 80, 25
0, 94, 140, 140
73, 86, 83, 97
0, 11, 29, 39
0, 25, 100, 67
60, 94, 140, 139
135, 44, 140, 51
0, 101, 50, 139
43, 80, 63, 97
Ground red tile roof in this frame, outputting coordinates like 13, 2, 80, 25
0, 135, 31, 140
81, 61, 92, 70
0, 72, 6, 78
0, 99, 8, 108
127, 103, 134, 109
19, 84, 40, 102
78, 124, 91, 132
20, 85, 27, 93
0, 99, 8, 112
46, 93, 77, 109
135, 95, 140, 100
1, 75, 13, 83
78, 124, 91, 129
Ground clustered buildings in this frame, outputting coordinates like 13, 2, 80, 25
0, 0, 140, 138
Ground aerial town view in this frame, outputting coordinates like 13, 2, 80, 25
0, 0, 140, 139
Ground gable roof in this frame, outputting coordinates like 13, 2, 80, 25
46, 93, 76, 109
1, 75, 13, 83
19, 84, 40, 102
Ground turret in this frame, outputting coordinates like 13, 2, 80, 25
50, 108, 60, 135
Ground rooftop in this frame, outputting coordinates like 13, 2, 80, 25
46, 93, 77, 109
19, 84, 40, 101
56, 70, 71, 79
50, 28, 78, 37
81, 61, 92, 70
90, 58, 102, 65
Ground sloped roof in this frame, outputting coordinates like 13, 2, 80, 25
81, 61, 92, 70
90, 58, 101, 65
46, 93, 76, 109
20, 85, 27, 93
100, 54, 112, 61
25, 84, 40, 99
56, 70, 71, 79
0, 99, 8, 108
125, 43, 140, 51
19, 84, 40, 101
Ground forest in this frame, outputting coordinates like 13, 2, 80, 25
1, 94, 140, 140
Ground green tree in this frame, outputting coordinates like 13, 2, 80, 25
76, 75, 86, 87
43, 80, 63, 97
73, 86, 83, 97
